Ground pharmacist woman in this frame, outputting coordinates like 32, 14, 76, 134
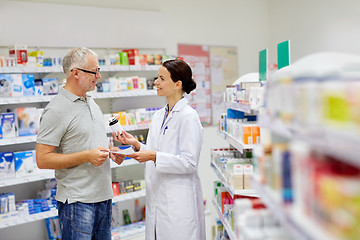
113, 59, 205, 240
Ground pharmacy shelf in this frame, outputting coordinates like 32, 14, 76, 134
0, 160, 140, 188
0, 190, 146, 230
0, 209, 58, 229
252, 176, 336, 240
217, 131, 254, 153
257, 112, 293, 139
212, 199, 236, 240
0, 123, 150, 147
112, 221, 146, 240
210, 161, 257, 198
113, 189, 146, 204
0, 65, 160, 74
0, 171, 55, 188
0, 135, 37, 146
0, 90, 157, 105
225, 101, 260, 115
259, 112, 360, 168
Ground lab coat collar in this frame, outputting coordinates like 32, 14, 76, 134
164, 96, 188, 113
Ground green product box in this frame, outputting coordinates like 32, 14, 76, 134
119, 52, 129, 65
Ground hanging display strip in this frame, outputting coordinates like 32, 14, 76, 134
212, 199, 236, 240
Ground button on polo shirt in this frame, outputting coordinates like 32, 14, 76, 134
37, 87, 113, 204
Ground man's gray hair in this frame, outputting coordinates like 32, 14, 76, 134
62, 47, 97, 76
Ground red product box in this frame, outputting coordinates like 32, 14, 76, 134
9, 45, 28, 65
112, 182, 120, 196
123, 49, 140, 65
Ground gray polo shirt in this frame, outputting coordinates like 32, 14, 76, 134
37, 87, 113, 204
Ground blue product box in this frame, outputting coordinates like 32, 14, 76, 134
16, 107, 40, 136
0, 74, 13, 97
22, 74, 35, 96
226, 108, 244, 119
1, 113, 16, 138
34, 79, 43, 96
0, 152, 15, 179
0, 115, 3, 139
14, 150, 35, 177
45, 216, 62, 239
11, 74, 23, 97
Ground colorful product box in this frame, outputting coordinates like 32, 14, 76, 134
0, 152, 15, 179
16, 107, 40, 136
9, 45, 28, 65
123, 49, 140, 65
22, 74, 35, 96
11, 74, 23, 97
42, 78, 58, 95
1, 113, 16, 138
14, 150, 36, 177
0, 74, 13, 97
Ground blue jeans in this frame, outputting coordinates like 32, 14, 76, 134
57, 199, 112, 240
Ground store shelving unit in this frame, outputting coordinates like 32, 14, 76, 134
210, 161, 256, 198
0, 189, 146, 229
217, 131, 254, 154
212, 101, 261, 239
252, 176, 336, 240
0, 61, 162, 239
0, 65, 160, 74
212, 199, 236, 240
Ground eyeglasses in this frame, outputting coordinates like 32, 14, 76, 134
71, 67, 101, 78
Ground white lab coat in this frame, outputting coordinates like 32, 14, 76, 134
140, 97, 205, 240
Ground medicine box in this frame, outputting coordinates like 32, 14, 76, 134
9, 45, 28, 65
14, 150, 36, 177
11, 74, 23, 97
22, 74, 35, 96
1, 113, 16, 138
42, 78, 58, 95
16, 107, 40, 136
0, 74, 13, 97
0, 152, 15, 179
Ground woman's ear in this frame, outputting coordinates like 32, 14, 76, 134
175, 80, 182, 90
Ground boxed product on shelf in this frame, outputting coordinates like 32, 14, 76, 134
16, 107, 41, 136
28, 50, 44, 67
21, 74, 35, 96
14, 150, 37, 177
0, 152, 15, 179
0, 74, 13, 97
1, 112, 16, 138
45, 216, 62, 240
34, 79, 43, 96
122, 49, 140, 65
119, 51, 129, 65
9, 45, 28, 66
11, 74, 23, 97
42, 78, 58, 95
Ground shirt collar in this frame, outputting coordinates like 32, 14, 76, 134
59, 87, 91, 102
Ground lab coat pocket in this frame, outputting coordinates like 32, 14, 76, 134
167, 183, 196, 219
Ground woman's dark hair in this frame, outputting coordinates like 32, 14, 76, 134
162, 59, 196, 94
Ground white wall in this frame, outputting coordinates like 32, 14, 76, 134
268, 0, 360, 65
1, 0, 269, 77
